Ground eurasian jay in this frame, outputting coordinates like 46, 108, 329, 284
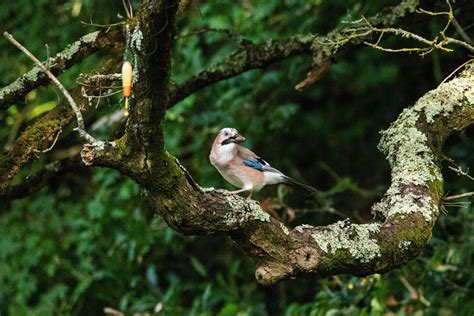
209, 127, 316, 197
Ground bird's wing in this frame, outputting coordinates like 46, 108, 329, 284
237, 145, 283, 174
242, 159, 264, 170
236, 145, 261, 160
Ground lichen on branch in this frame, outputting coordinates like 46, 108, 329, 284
112, 63, 473, 285
168, 0, 420, 106
0, 57, 120, 194
0, 26, 123, 110
74, 0, 474, 285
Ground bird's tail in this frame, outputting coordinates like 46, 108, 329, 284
283, 176, 316, 195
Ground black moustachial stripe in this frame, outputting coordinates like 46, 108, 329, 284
221, 138, 233, 145
222, 135, 239, 145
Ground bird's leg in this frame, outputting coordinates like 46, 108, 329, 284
247, 191, 253, 200
228, 188, 251, 195
228, 184, 253, 196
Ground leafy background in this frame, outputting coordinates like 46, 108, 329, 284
0, 0, 473, 315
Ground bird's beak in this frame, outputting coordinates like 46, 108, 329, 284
233, 133, 245, 144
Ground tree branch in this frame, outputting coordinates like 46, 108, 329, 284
168, 35, 315, 106
85, 63, 474, 285
4, 32, 98, 144
0, 57, 120, 194
0, 26, 123, 109
168, 0, 420, 106
79, 0, 182, 178
361, 17, 474, 56
60, 0, 474, 285
157, 64, 474, 284
106, 0, 181, 168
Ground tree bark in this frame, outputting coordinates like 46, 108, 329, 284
145, 64, 474, 284
84, 14, 474, 281
0, 57, 120, 193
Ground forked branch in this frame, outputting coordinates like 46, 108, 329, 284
169, 0, 421, 105
0, 26, 123, 109
4, 32, 99, 144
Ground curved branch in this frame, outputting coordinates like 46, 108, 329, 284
168, 36, 315, 106
168, 0, 420, 106
0, 25, 123, 110
4, 32, 99, 144
82, 64, 474, 285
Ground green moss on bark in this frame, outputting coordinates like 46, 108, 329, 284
0, 102, 72, 192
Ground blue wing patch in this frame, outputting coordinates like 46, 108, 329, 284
243, 159, 264, 171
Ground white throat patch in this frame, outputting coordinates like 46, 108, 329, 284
213, 143, 237, 166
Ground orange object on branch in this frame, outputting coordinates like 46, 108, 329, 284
122, 61, 132, 116
122, 61, 132, 97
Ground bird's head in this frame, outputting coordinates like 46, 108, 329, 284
217, 127, 246, 146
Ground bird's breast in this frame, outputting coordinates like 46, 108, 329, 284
210, 144, 236, 167
221, 163, 266, 190
215, 164, 245, 188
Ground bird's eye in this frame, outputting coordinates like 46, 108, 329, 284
224, 132, 229, 137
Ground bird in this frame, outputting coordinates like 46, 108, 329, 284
209, 127, 316, 197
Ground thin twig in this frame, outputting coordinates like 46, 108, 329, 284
445, 192, 474, 200
441, 59, 474, 84
81, 86, 122, 99
127, 0, 133, 18
36, 129, 62, 153
4, 32, 98, 144
445, 37, 474, 53
80, 21, 125, 28
361, 17, 454, 55
448, 165, 474, 181
77, 73, 121, 89
452, 17, 474, 45
417, 0, 453, 36
81, 73, 121, 82
417, 8, 449, 16
122, 0, 131, 19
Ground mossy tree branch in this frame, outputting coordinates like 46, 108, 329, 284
0, 25, 123, 110
83, 0, 182, 181
139, 64, 474, 285
168, 0, 420, 106
0, 57, 119, 194
78, 0, 474, 284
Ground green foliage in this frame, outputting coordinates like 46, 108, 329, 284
0, 169, 266, 315
1, 0, 474, 314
